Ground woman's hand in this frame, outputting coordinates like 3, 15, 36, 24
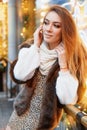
34, 25, 43, 48
55, 42, 68, 71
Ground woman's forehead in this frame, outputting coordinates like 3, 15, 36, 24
45, 11, 62, 23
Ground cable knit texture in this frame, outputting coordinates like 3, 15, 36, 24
39, 42, 58, 75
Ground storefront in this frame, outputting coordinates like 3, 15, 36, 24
0, 0, 87, 96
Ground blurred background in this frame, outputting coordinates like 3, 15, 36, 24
0, 0, 87, 129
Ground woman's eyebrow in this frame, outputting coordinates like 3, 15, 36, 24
44, 18, 61, 24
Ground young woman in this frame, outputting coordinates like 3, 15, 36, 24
6, 4, 87, 130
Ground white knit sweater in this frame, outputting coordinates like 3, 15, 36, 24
14, 44, 78, 105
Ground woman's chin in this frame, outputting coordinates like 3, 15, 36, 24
44, 38, 51, 43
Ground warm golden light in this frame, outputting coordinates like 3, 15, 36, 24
40, 12, 46, 17
19, 0, 35, 41
85, 79, 87, 97
0, 2, 8, 59
78, 78, 87, 111
20, 33, 23, 36
3, 0, 8, 3
85, 78, 87, 86
40, 18, 44, 23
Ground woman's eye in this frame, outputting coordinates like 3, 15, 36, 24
54, 24, 61, 28
43, 21, 49, 25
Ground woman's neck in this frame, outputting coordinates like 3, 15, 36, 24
46, 42, 61, 50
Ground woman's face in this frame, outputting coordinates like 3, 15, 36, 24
43, 11, 62, 49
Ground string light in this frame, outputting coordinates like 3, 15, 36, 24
0, 2, 8, 59
3, 0, 8, 3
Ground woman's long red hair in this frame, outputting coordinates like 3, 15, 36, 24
44, 5, 87, 101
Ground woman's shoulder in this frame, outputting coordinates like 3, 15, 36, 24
18, 38, 34, 49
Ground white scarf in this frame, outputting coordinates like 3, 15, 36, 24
39, 42, 58, 75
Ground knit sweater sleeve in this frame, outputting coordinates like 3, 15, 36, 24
56, 71, 79, 105
14, 45, 40, 81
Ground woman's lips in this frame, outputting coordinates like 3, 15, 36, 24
44, 33, 53, 38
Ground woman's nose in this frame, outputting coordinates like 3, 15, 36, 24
46, 24, 52, 31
